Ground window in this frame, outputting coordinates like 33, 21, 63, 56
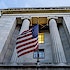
33, 51, 38, 58
33, 49, 44, 59
38, 33, 44, 43
39, 49, 45, 59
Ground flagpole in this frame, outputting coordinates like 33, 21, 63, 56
37, 24, 39, 65
37, 47, 39, 65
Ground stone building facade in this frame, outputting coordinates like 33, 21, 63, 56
0, 7, 70, 70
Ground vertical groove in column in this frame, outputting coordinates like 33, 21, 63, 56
49, 19, 66, 63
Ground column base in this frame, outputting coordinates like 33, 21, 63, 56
56, 63, 67, 66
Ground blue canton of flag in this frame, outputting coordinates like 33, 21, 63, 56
32, 24, 39, 38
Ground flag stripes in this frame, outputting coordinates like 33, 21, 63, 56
18, 45, 38, 57
16, 41, 38, 52
17, 42, 38, 53
16, 26, 38, 57
17, 32, 32, 40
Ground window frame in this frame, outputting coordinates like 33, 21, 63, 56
33, 49, 45, 59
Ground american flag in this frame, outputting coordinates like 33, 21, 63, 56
16, 24, 39, 57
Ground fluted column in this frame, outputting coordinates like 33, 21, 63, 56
15, 19, 30, 63
19, 19, 30, 34
49, 19, 66, 63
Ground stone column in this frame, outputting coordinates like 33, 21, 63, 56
17, 19, 30, 62
19, 19, 30, 34
0, 11, 1, 17
11, 19, 30, 64
49, 19, 66, 63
